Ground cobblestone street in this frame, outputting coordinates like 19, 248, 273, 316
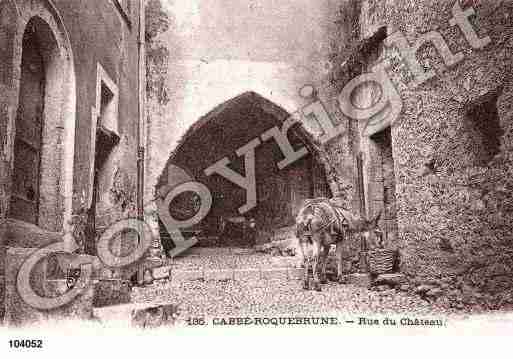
130, 250, 456, 321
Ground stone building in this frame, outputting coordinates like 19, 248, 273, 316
2, 0, 504, 322
318, 0, 513, 307
147, 0, 513, 308
0, 0, 145, 324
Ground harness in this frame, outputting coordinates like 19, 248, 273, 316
297, 199, 384, 251
298, 200, 348, 238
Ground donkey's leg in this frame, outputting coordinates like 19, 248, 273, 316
299, 241, 310, 290
319, 233, 331, 284
311, 238, 322, 291
319, 243, 330, 284
335, 242, 346, 284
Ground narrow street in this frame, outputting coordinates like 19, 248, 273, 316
130, 249, 454, 321
1, 0, 513, 340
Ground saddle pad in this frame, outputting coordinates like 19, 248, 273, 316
301, 198, 365, 233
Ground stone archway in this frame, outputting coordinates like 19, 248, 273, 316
156, 92, 331, 251
0, 0, 76, 237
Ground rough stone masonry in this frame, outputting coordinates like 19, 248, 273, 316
322, 0, 513, 309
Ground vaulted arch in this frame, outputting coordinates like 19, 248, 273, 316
156, 92, 331, 250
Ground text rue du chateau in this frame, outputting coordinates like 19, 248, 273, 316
359, 317, 445, 327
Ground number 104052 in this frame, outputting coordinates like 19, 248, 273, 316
8, 339, 43, 349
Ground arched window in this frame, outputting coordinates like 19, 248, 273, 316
10, 22, 45, 224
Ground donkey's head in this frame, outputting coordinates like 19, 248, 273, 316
295, 205, 332, 240
361, 211, 383, 248
295, 210, 315, 239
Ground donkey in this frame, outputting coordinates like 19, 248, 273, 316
295, 198, 382, 291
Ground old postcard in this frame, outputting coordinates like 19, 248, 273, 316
0, 0, 512, 355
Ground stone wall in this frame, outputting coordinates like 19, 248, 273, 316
4, 247, 100, 327
0, 0, 141, 237
0, 0, 142, 323
53, 0, 141, 225
350, 0, 513, 307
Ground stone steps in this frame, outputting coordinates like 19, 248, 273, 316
140, 249, 303, 292
165, 250, 299, 272
139, 249, 304, 293
176, 247, 257, 256
167, 267, 303, 284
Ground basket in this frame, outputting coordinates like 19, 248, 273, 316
367, 248, 397, 274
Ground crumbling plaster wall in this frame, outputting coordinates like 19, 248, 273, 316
52, 0, 141, 227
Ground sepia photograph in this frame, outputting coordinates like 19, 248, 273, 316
0, 0, 512, 355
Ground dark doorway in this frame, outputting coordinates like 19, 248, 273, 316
157, 92, 330, 250
371, 127, 398, 248
465, 91, 503, 166
10, 25, 46, 224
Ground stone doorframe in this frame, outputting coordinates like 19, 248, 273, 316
0, 0, 76, 237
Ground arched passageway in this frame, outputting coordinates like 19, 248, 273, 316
157, 92, 330, 251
